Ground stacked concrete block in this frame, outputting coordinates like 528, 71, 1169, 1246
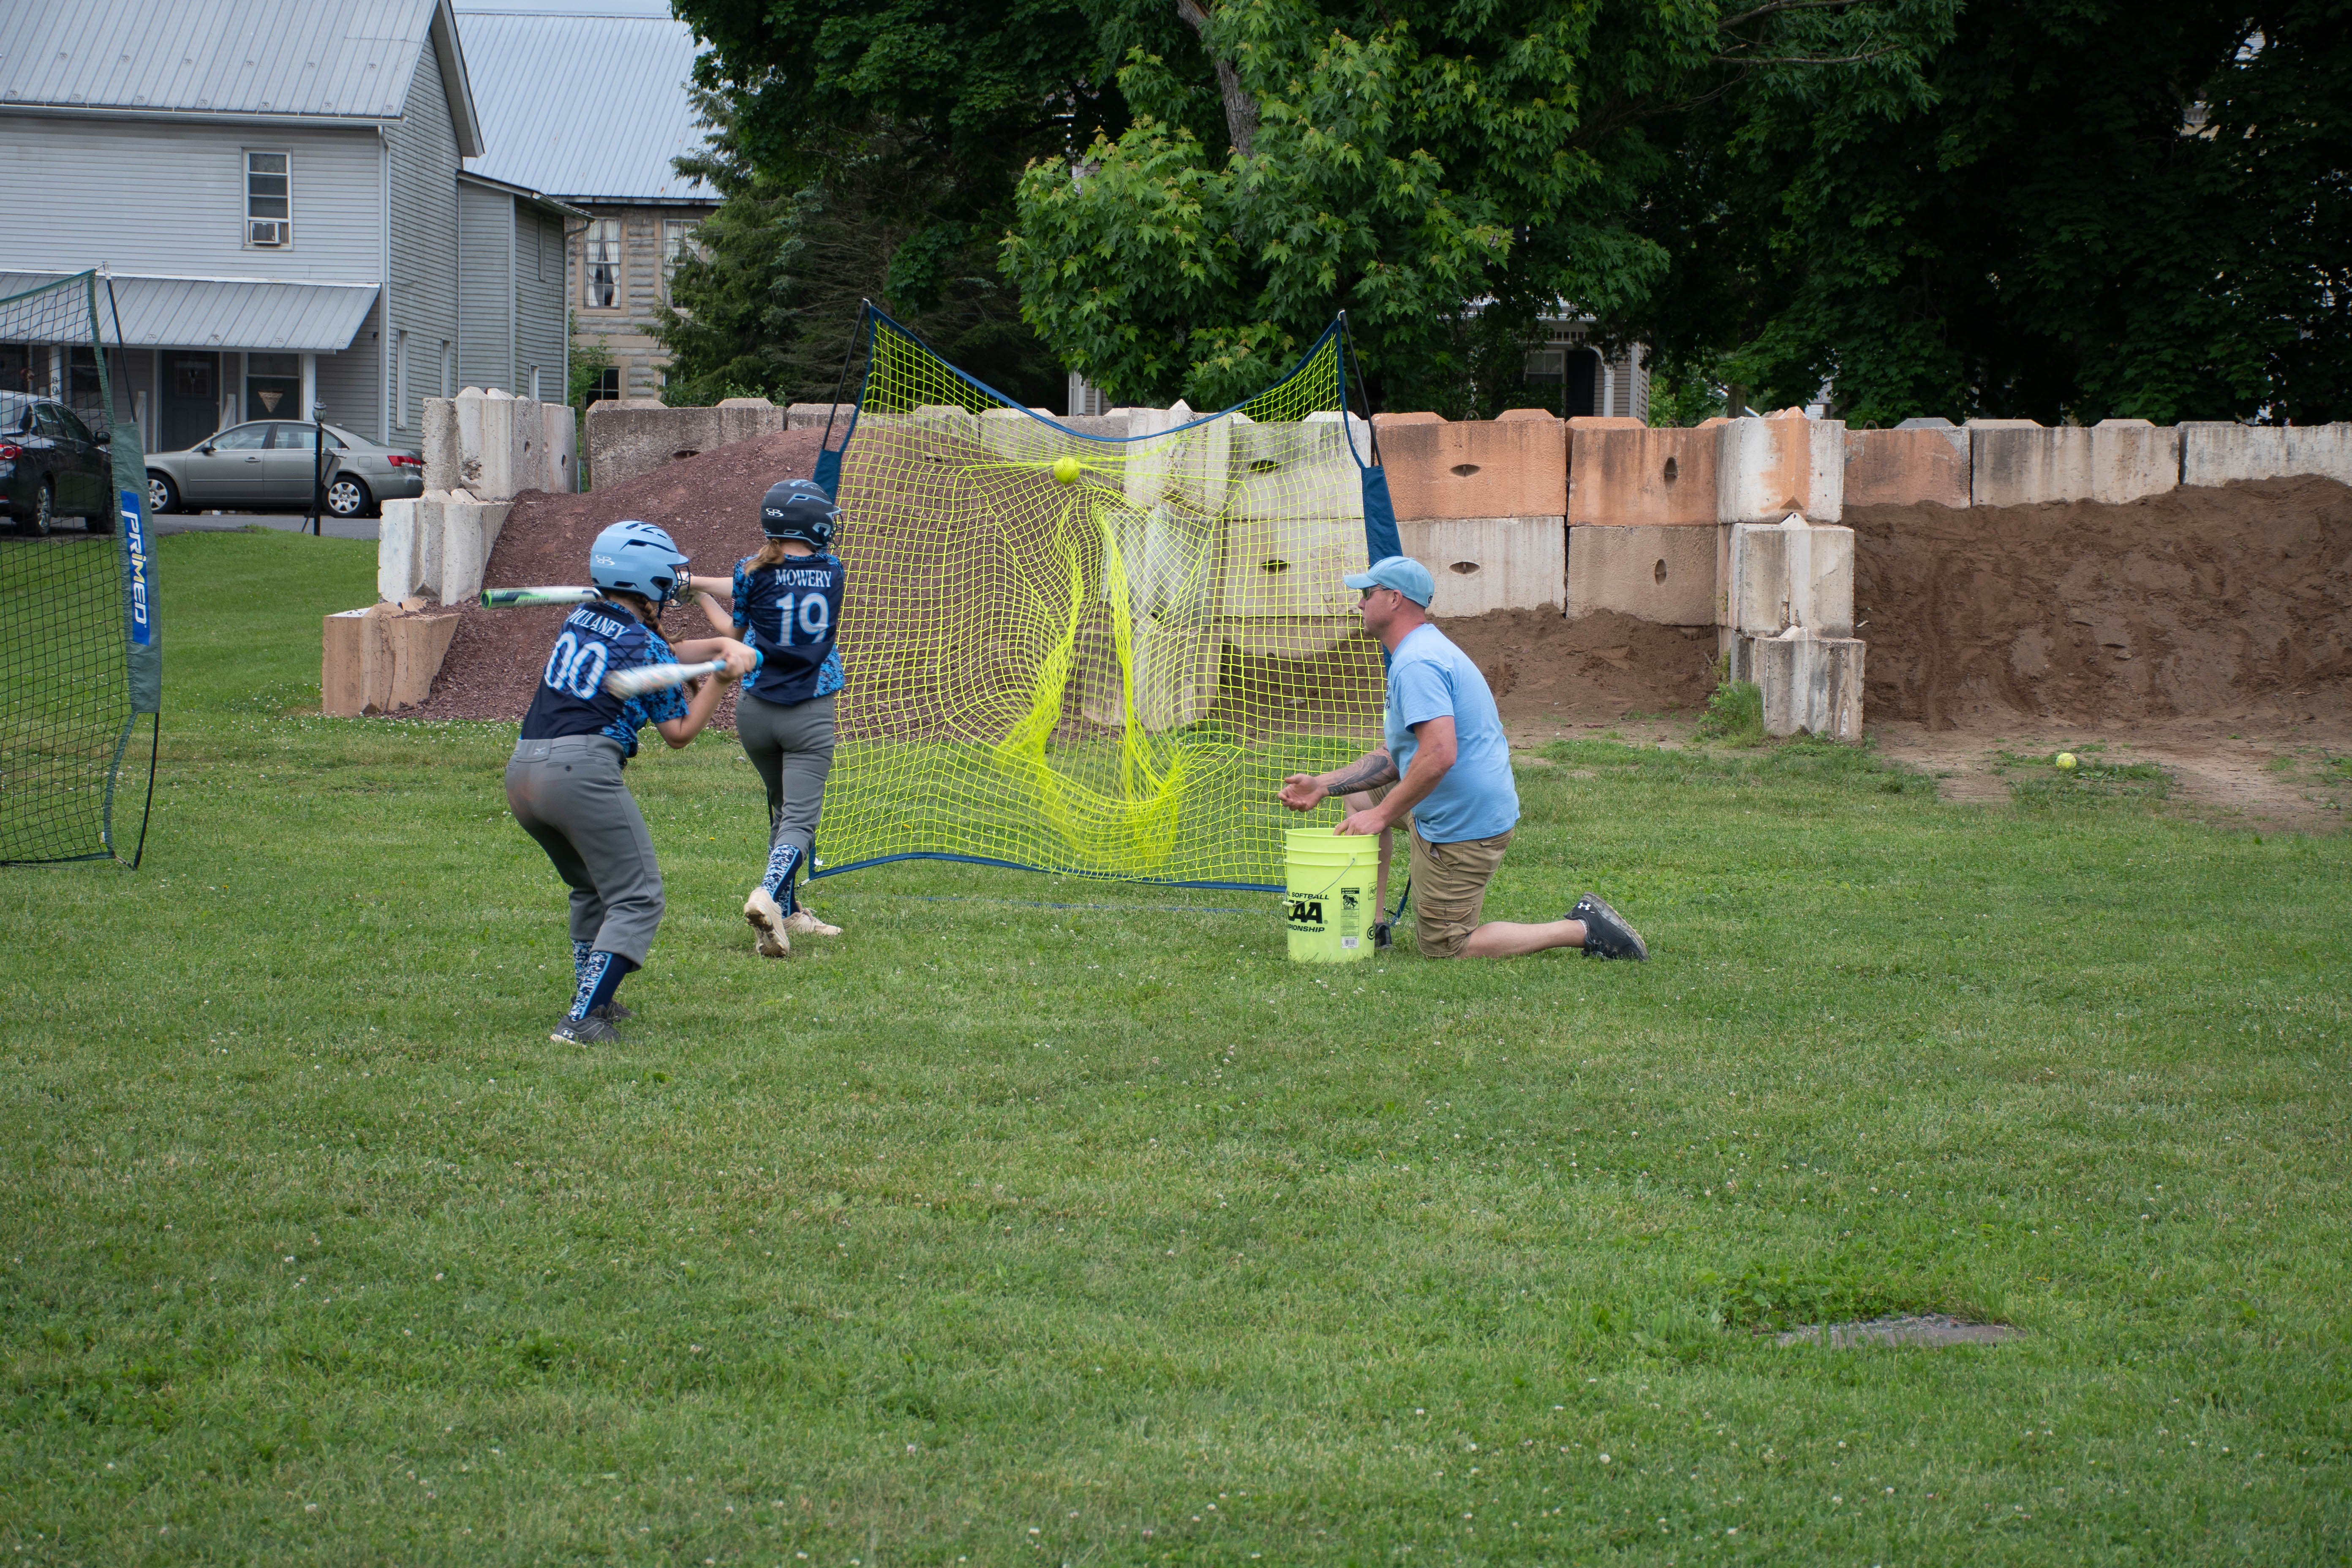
1568, 423, 1716, 526
1372, 413, 1568, 614
376, 491, 512, 605
2180, 422, 2352, 487
1719, 512, 1864, 740
1730, 630, 1866, 742
1843, 419, 1969, 509
1718, 408, 1846, 525
1565, 523, 1715, 625
425, 389, 571, 497
785, 402, 854, 431
1125, 401, 1232, 515
1726, 513, 1856, 639
583, 397, 788, 490
1968, 418, 2179, 506
321, 602, 462, 716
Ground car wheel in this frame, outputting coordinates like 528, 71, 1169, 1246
147, 471, 180, 516
23, 479, 54, 536
325, 475, 372, 518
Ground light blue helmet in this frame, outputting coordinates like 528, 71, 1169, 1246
589, 520, 689, 606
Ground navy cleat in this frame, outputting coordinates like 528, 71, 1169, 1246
552, 1013, 625, 1045
1570, 893, 1647, 961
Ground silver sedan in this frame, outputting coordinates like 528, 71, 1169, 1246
145, 421, 424, 518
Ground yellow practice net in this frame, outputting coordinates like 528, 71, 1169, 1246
814, 308, 1394, 890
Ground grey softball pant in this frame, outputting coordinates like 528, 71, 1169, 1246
505, 734, 664, 966
735, 689, 836, 867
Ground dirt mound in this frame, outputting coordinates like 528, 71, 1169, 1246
415, 430, 826, 723
1853, 475, 2352, 730
1437, 607, 1720, 723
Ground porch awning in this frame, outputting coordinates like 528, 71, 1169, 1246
0, 272, 380, 353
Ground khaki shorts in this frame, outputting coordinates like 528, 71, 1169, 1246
1406, 822, 1511, 958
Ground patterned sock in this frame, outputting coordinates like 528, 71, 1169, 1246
572, 939, 594, 985
566, 951, 637, 1022
760, 842, 802, 915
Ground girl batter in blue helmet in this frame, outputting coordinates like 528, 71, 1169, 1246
690, 479, 847, 957
508, 519, 755, 1043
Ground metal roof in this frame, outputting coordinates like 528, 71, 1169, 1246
0, 0, 482, 156
0, 271, 380, 352
455, 10, 714, 204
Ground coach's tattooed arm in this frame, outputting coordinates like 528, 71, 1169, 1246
1277, 749, 1398, 812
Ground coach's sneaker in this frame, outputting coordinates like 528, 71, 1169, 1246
552, 1012, 624, 1045
589, 1001, 633, 1023
783, 902, 841, 939
1570, 893, 1648, 961
1371, 920, 1394, 951
744, 885, 791, 958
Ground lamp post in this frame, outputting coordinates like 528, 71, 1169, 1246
308, 402, 326, 536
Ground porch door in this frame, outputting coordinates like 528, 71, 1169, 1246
161, 353, 222, 452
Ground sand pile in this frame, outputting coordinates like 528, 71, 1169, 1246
1438, 608, 1719, 723
415, 429, 826, 723
1852, 475, 2352, 729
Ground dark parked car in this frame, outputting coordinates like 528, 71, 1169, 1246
1, 392, 114, 536
146, 421, 424, 520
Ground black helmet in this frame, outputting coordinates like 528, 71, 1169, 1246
761, 479, 840, 548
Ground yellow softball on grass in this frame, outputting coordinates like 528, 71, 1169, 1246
2055, 752, 2078, 770
1051, 455, 1083, 485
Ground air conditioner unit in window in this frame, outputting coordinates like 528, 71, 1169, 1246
249, 219, 289, 247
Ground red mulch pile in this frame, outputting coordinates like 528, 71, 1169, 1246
412, 430, 826, 724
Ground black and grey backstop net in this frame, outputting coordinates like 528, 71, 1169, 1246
0, 271, 159, 866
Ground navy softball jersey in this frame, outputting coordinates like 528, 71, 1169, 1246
519, 601, 689, 757
732, 554, 847, 706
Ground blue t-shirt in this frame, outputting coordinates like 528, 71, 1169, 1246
1383, 623, 1518, 844
517, 601, 689, 759
733, 553, 846, 706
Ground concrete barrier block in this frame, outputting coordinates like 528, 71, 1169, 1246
436, 501, 512, 605
421, 397, 462, 493
385, 610, 460, 709
975, 406, 1059, 465
1566, 523, 1714, 625
2284, 424, 2352, 484
2179, 422, 2282, 485
1222, 509, 1361, 617
584, 401, 724, 490
1733, 631, 1865, 740
1843, 424, 1969, 508
1971, 420, 2178, 506
1217, 616, 1356, 659
716, 397, 785, 449
1228, 416, 1366, 521
1377, 417, 1568, 520
1397, 516, 1566, 617
1371, 411, 1443, 428
475, 389, 520, 500
542, 402, 577, 493
1056, 411, 1134, 441
1075, 618, 1214, 733
785, 402, 854, 432
321, 607, 378, 716
377, 498, 423, 602
1126, 402, 1230, 514
1568, 425, 1716, 526
1719, 408, 1845, 524
1727, 517, 1854, 638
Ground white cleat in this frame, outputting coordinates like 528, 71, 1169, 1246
782, 904, 842, 938
744, 885, 790, 958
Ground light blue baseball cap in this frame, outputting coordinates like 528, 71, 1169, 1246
1344, 555, 1436, 607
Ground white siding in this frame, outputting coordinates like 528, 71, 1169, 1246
0, 115, 383, 281
457, 181, 512, 392
383, 40, 460, 436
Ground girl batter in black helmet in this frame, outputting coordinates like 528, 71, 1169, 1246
691, 478, 848, 956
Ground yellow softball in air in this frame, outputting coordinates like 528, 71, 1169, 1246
1051, 455, 1082, 485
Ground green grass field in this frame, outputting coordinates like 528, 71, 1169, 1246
3, 530, 2347, 1565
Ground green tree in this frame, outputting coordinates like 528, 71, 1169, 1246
1001, 0, 1955, 414
1632, 0, 2352, 425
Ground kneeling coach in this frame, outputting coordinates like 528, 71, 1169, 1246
1277, 555, 1647, 961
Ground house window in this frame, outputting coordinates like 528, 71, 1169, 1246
582, 366, 621, 406
246, 151, 291, 246
661, 220, 702, 302
395, 330, 409, 429
583, 219, 621, 308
